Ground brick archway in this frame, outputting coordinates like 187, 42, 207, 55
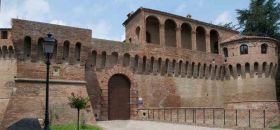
99, 65, 138, 120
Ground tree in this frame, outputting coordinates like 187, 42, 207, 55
219, 22, 239, 31
68, 92, 89, 130
236, 0, 280, 100
237, 0, 280, 38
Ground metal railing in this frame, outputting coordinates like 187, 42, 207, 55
137, 107, 280, 129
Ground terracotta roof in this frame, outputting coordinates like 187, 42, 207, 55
220, 35, 279, 44
123, 7, 239, 33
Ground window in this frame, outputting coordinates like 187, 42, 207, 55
75, 43, 81, 61
63, 41, 70, 60
24, 36, 31, 58
1, 31, 8, 39
136, 27, 140, 40
240, 44, 248, 55
223, 47, 228, 57
261, 44, 268, 54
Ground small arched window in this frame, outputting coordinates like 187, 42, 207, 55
2, 46, 8, 58
262, 62, 267, 73
136, 27, 140, 40
8, 46, 14, 58
158, 58, 162, 73
185, 61, 189, 75
142, 56, 147, 72
75, 42, 81, 61
172, 60, 176, 74
237, 64, 242, 75
101, 51, 107, 68
254, 62, 259, 73
63, 41, 70, 61
38, 38, 44, 61
123, 53, 130, 67
261, 43, 268, 54
240, 44, 248, 55
223, 47, 228, 57
245, 63, 250, 73
150, 57, 154, 73
134, 55, 139, 71
164, 59, 169, 74
178, 60, 183, 75
111, 52, 118, 65
92, 51, 97, 66
229, 65, 234, 77
24, 36, 31, 58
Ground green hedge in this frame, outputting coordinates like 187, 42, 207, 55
51, 124, 102, 130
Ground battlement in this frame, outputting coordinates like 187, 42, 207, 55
11, 19, 92, 65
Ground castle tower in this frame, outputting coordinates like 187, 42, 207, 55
0, 19, 95, 129
221, 35, 279, 109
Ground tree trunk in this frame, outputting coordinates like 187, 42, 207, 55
77, 109, 80, 130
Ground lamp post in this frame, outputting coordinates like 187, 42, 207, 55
43, 33, 55, 130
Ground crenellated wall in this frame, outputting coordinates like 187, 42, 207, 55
0, 7, 278, 128
0, 19, 95, 129
220, 36, 279, 109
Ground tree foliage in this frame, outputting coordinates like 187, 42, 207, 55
68, 92, 90, 130
219, 22, 239, 30
237, 0, 280, 38
237, 0, 280, 100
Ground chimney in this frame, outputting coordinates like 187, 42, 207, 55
127, 11, 134, 18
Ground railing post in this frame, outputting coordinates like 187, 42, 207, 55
235, 109, 237, 126
193, 108, 195, 123
213, 109, 215, 125
148, 109, 150, 119
164, 108, 165, 120
158, 109, 160, 120
263, 110, 266, 128
224, 109, 226, 126
177, 108, 179, 122
170, 108, 172, 121
185, 108, 187, 123
235, 109, 238, 126
249, 109, 251, 128
203, 108, 205, 124
153, 109, 154, 120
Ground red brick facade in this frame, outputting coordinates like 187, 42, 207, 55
0, 7, 278, 129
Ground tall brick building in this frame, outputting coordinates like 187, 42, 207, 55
0, 8, 278, 129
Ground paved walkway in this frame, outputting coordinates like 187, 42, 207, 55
97, 120, 233, 130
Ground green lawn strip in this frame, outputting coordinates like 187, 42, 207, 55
51, 124, 102, 130
270, 124, 280, 129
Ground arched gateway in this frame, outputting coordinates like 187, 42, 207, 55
108, 74, 131, 120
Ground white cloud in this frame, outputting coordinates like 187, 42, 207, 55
0, 0, 50, 28
23, 0, 50, 20
91, 20, 112, 39
50, 20, 67, 25
214, 11, 231, 25
175, 2, 187, 14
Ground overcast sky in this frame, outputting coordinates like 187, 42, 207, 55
0, 0, 269, 41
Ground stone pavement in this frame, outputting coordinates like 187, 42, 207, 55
96, 120, 233, 130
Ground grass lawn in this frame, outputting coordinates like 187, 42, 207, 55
270, 124, 280, 129
51, 124, 102, 130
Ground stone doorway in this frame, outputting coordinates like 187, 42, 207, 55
108, 74, 131, 120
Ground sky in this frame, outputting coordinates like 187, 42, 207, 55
0, 0, 261, 41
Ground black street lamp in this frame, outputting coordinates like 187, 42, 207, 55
43, 33, 55, 130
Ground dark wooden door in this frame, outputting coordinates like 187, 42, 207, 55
108, 74, 130, 120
